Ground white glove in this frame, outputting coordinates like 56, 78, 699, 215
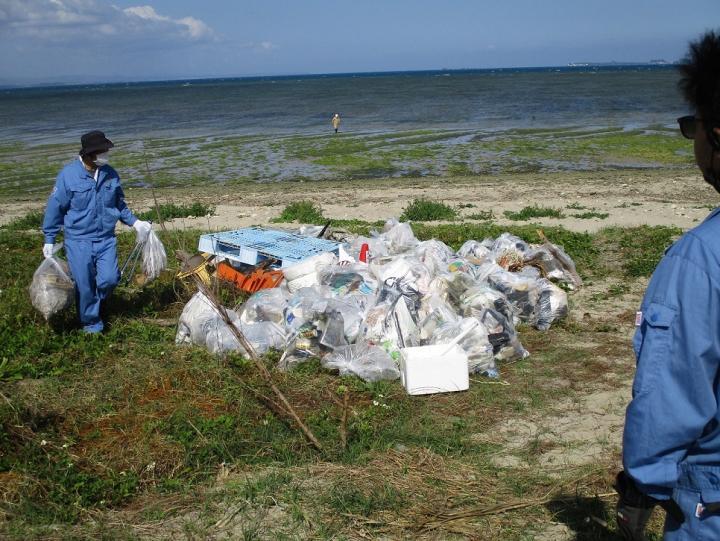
43, 243, 54, 259
133, 220, 152, 242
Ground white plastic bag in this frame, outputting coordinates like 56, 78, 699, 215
29, 257, 74, 320
142, 230, 167, 282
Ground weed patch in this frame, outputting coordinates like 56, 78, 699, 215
571, 211, 609, 220
272, 201, 325, 224
599, 226, 681, 277
466, 210, 495, 221
136, 202, 214, 222
504, 206, 565, 221
400, 198, 457, 221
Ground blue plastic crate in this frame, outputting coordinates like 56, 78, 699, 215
198, 227, 340, 268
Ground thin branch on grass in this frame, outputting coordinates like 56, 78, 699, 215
142, 153, 167, 234
194, 278, 323, 451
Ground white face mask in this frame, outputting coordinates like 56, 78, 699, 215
94, 152, 110, 166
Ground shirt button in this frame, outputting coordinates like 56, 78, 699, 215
650, 314, 658, 322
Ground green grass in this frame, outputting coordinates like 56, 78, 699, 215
135, 202, 215, 222
504, 205, 565, 221
271, 201, 325, 224
599, 225, 682, 277
400, 198, 458, 221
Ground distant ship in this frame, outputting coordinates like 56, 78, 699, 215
567, 59, 672, 67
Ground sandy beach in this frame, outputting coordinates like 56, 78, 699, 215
2, 168, 716, 234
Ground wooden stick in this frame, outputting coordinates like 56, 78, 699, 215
195, 279, 323, 451
142, 153, 167, 234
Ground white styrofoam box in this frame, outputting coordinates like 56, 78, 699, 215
287, 272, 320, 293
399, 344, 469, 395
282, 252, 336, 281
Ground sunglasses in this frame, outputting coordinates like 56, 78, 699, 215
678, 115, 700, 139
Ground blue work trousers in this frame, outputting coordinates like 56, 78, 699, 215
64, 237, 120, 332
664, 466, 720, 540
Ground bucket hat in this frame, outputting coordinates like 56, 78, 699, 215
79, 130, 114, 156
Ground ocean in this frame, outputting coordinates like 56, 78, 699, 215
0, 66, 687, 146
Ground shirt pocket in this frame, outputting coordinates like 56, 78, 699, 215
69, 184, 93, 210
632, 302, 676, 395
102, 182, 118, 207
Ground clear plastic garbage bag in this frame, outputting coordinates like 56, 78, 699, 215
535, 279, 568, 331
414, 239, 454, 276
284, 285, 332, 332
239, 288, 290, 325
29, 257, 75, 320
176, 292, 286, 355
142, 230, 167, 282
457, 239, 493, 264
322, 343, 400, 382
524, 242, 583, 289
460, 285, 514, 324
479, 308, 530, 362
487, 270, 540, 325
377, 219, 418, 254
431, 317, 497, 377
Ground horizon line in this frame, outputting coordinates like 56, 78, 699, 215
1, 61, 678, 91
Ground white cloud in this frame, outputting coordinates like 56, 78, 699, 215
259, 41, 277, 51
0, 0, 214, 43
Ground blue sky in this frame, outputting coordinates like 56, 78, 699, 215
0, 0, 717, 84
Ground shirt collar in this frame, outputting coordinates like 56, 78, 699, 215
78, 155, 99, 182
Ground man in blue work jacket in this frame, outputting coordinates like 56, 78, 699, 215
42, 131, 152, 333
616, 31, 720, 540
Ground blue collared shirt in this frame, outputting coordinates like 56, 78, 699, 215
42, 158, 137, 243
623, 208, 720, 499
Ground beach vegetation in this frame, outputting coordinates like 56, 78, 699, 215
272, 201, 325, 224
136, 202, 215, 222
570, 211, 609, 220
400, 198, 458, 221
566, 202, 588, 210
503, 205, 565, 221
466, 210, 495, 221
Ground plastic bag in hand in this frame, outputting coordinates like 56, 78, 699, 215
142, 230, 167, 282
29, 257, 75, 320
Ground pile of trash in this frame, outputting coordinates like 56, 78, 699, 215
176, 218, 581, 382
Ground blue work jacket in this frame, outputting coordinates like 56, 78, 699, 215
623, 208, 720, 500
42, 159, 137, 244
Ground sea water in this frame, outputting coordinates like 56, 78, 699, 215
0, 66, 686, 146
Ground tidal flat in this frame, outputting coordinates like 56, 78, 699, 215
0, 126, 695, 199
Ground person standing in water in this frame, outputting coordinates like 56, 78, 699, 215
331, 113, 341, 134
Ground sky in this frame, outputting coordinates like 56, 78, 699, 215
0, 0, 718, 85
